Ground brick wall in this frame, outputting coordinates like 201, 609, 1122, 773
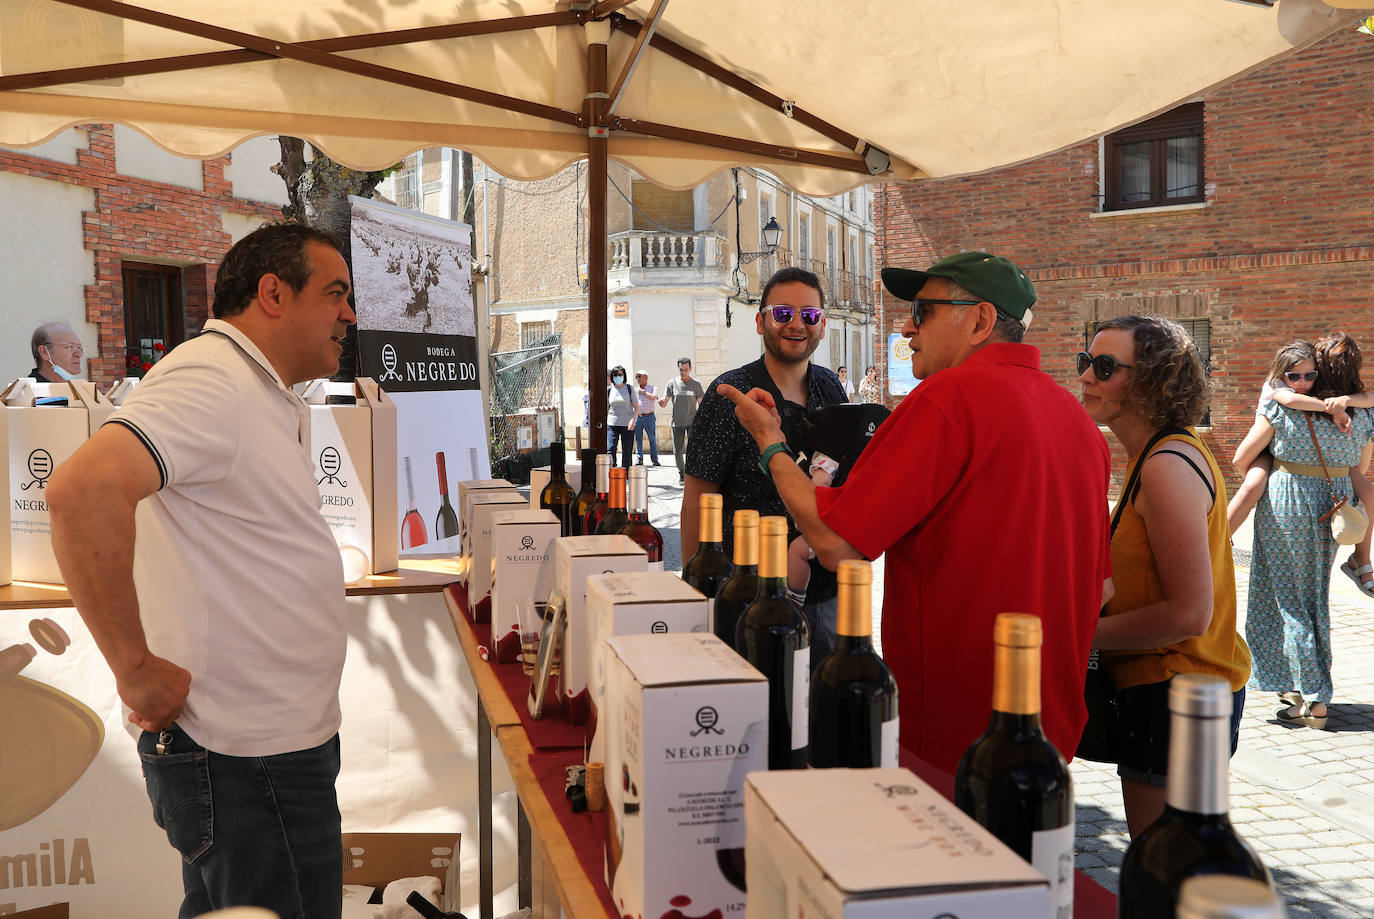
0, 125, 281, 386
630, 179, 694, 232
875, 28, 1374, 492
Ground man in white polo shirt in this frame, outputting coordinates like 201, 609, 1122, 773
48, 223, 355, 919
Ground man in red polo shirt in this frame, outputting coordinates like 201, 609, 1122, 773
719, 252, 1111, 773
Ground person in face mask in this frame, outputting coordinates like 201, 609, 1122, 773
29, 322, 86, 383
607, 365, 637, 467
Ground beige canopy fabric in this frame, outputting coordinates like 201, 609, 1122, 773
0, 0, 1362, 195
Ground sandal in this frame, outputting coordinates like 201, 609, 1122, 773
1339, 558, 1374, 598
1277, 701, 1329, 730
1278, 691, 1303, 707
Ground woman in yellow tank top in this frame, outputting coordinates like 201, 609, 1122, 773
1077, 315, 1252, 838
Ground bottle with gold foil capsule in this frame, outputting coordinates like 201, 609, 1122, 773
954, 613, 1073, 919
682, 494, 733, 620
713, 510, 759, 650
738, 515, 810, 770
808, 559, 898, 768
594, 466, 629, 535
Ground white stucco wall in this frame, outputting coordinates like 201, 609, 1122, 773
224, 135, 289, 206
0, 127, 84, 165
0, 173, 96, 381
113, 124, 203, 191
221, 211, 271, 246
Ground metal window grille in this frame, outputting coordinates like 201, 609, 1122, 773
488, 333, 564, 483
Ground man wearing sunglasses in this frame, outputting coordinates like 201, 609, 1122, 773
682, 266, 848, 663
720, 251, 1112, 776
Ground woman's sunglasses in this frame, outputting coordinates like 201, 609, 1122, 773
1076, 351, 1133, 381
1284, 370, 1319, 383
764, 305, 824, 326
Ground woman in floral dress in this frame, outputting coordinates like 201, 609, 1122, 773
1235, 338, 1374, 729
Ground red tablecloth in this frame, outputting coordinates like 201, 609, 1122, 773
449, 583, 1117, 916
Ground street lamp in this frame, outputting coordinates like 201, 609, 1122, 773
738, 216, 783, 264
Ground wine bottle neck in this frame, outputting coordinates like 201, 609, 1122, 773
759, 527, 787, 579
835, 633, 873, 653
550, 444, 565, 476
436, 453, 449, 495
628, 472, 648, 513
403, 459, 417, 505
733, 531, 758, 567
699, 506, 723, 543
836, 580, 871, 637
990, 643, 1040, 716
757, 575, 789, 599
986, 710, 1043, 735
1167, 711, 1231, 815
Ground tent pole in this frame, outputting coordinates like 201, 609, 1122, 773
587, 32, 610, 454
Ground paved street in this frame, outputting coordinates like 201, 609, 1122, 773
640, 467, 1374, 917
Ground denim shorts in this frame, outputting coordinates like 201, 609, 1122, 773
1115, 679, 1246, 788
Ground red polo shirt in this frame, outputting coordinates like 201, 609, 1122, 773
816, 343, 1111, 773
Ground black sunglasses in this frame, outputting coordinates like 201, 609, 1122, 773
910, 297, 981, 327
764, 305, 824, 326
1077, 351, 1134, 381
1284, 370, 1319, 383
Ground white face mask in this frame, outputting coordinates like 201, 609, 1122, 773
612, 375, 625, 385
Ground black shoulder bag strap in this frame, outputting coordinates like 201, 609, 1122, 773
1110, 425, 1191, 538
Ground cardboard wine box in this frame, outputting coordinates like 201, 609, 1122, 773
3, 379, 112, 584
304, 378, 399, 575
340, 832, 461, 911
106, 377, 139, 405
586, 572, 708, 762
603, 633, 767, 919
744, 768, 1051, 917
489, 508, 560, 663
457, 479, 517, 577
466, 490, 531, 622
551, 535, 647, 724
528, 460, 583, 510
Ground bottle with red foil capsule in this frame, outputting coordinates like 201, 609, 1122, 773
400, 456, 428, 549
595, 467, 629, 536
434, 452, 458, 540
583, 453, 612, 535
618, 465, 663, 569
571, 448, 598, 535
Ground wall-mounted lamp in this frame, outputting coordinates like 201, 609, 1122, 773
738, 216, 783, 265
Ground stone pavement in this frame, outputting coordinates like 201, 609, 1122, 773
643, 469, 1374, 918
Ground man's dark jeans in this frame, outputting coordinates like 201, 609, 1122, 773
139, 724, 343, 919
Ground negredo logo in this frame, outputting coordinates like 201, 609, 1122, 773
22, 449, 54, 491
377, 342, 403, 382
317, 445, 347, 487
690, 706, 723, 737
521, 535, 536, 550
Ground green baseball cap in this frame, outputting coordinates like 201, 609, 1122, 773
881, 252, 1036, 329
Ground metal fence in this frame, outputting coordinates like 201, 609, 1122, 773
488, 334, 563, 484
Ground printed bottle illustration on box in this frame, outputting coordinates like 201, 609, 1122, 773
0, 618, 104, 832
401, 455, 428, 549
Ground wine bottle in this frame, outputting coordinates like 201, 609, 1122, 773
400, 456, 428, 549
571, 448, 599, 535
583, 453, 612, 535
737, 515, 809, 770
1176, 875, 1285, 919
682, 493, 733, 622
434, 451, 458, 540
619, 465, 663, 569
808, 559, 898, 769
595, 467, 629, 536
540, 442, 577, 536
1119, 674, 1266, 919
954, 613, 1073, 918
713, 509, 759, 650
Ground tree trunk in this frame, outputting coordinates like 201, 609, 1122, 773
276, 136, 388, 380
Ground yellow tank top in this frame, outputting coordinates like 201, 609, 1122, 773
1104, 430, 1252, 692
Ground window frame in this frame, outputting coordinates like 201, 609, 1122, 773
1103, 102, 1205, 212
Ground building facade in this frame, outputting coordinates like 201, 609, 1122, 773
0, 126, 286, 387
874, 27, 1374, 489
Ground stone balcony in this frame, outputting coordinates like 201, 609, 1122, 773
775, 251, 876, 314
607, 229, 729, 288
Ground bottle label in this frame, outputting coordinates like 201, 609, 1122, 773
1032, 822, 1075, 919
792, 646, 810, 752
881, 716, 899, 768
705, 598, 715, 634
649, 560, 664, 573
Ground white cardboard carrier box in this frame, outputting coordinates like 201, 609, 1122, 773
603, 633, 768, 919
586, 572, 708, 763
745, 768, 1050, 918
528, 461, 583, 510
457, 479, 517, 576
489, 508, 560, 663
467, 490, 531, 622
106, 376, 139, 405
303, 378, 399, 575
551, 535, 646, 725
3, 379, 112, 584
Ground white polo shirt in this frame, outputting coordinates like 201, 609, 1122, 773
110, 319, 346, 757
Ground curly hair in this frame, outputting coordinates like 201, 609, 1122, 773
1094, 315, 1211, 429
212, 222, 344, 319
1265, 340, 1317, 390
1313, 332, 1364, 399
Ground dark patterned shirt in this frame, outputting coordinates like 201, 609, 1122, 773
685, 356, 847, 600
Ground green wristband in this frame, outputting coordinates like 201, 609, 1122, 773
757, 441, 794, 479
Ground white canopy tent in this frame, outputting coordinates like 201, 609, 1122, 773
0, 0, 1365, 432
